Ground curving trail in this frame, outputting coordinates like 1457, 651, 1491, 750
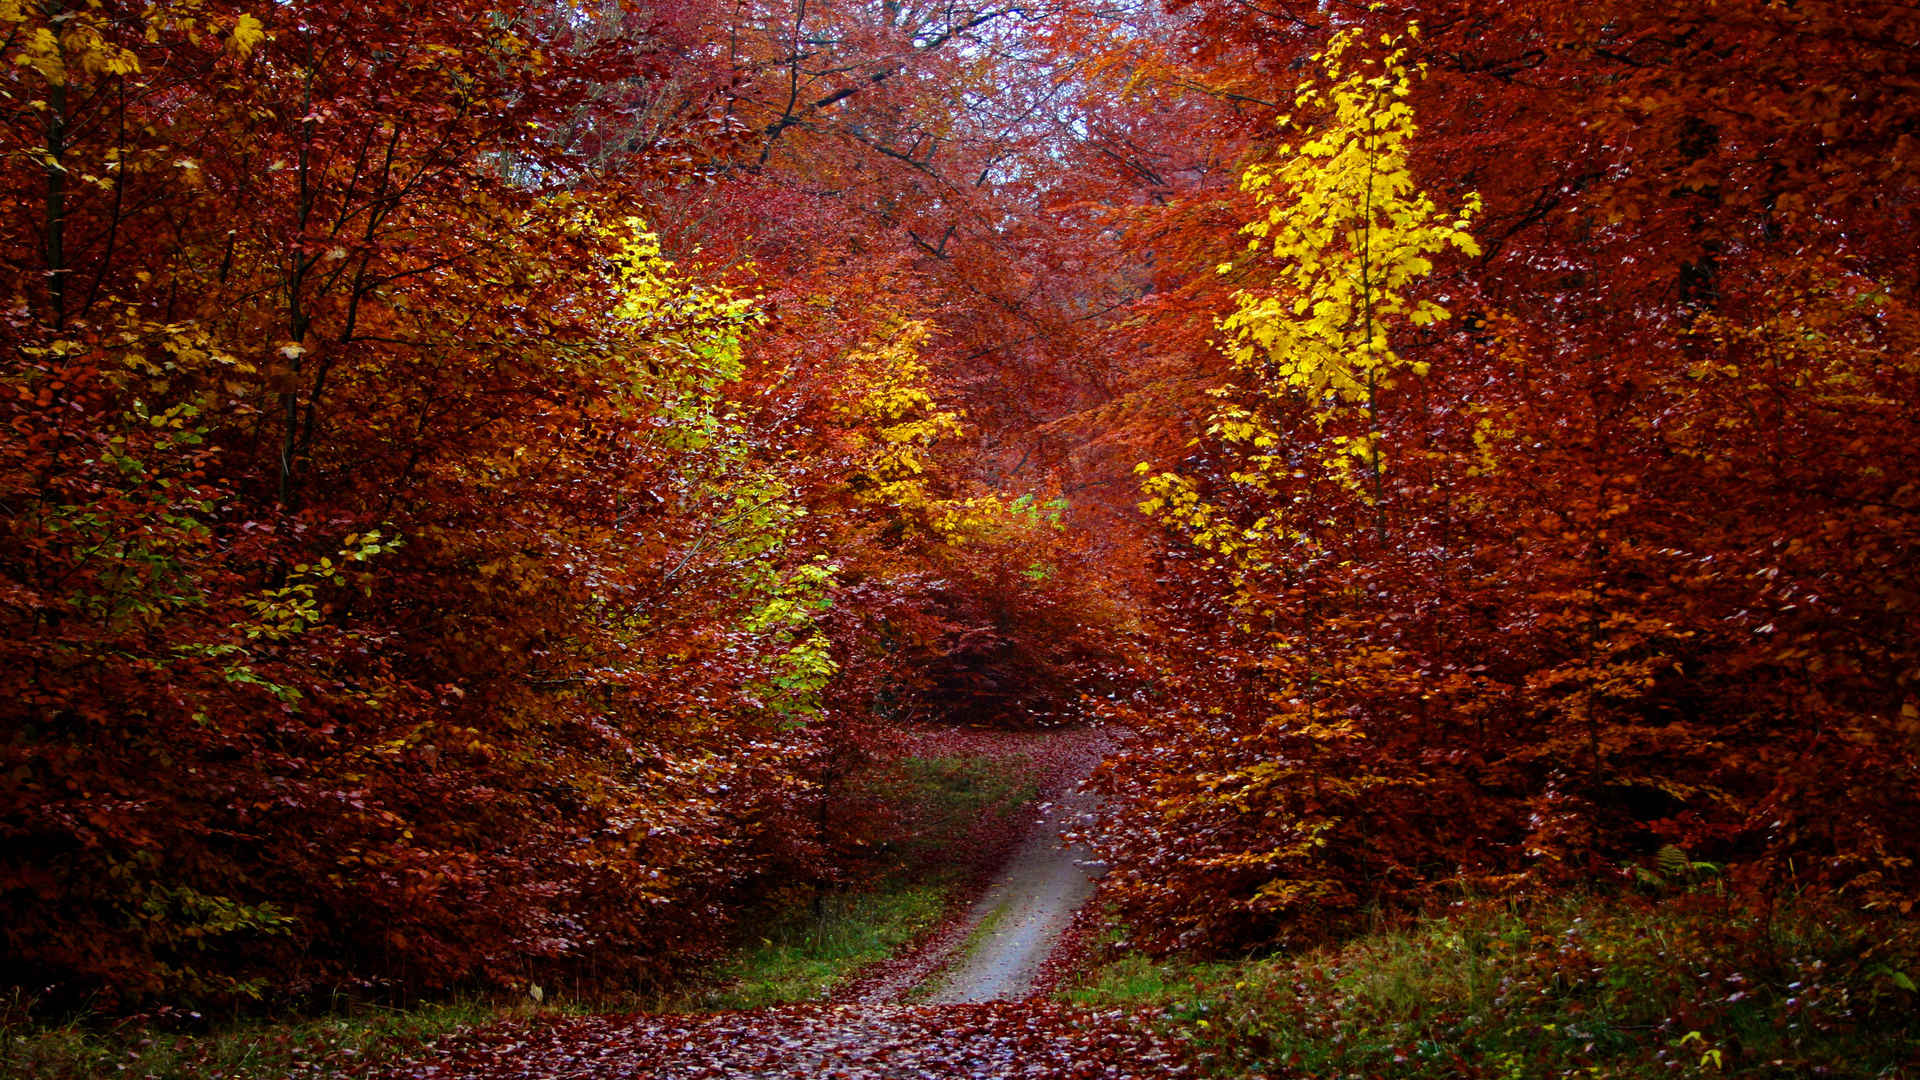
364, 728, 1172, 1080
918, 764, 1105, 1003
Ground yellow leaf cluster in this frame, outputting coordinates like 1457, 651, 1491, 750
836, 320, 986, 540
1221, 26, 1479, 408
1138, 24, 1478, 628
4, 0, 140, 85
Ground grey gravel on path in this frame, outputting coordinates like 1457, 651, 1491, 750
918, 779, 1105, 1003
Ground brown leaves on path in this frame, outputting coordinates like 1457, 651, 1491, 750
369, 1002, 1191, 1080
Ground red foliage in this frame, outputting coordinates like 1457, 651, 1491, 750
0, 0, 834, 1006
7, 0, 1915, 1017
0, 0, 1131, 1011
1085, 0, 1920, 950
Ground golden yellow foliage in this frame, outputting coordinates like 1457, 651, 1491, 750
1140, 24, 1479, 580
1222, 24, 1478, 407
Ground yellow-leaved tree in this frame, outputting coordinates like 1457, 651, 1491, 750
599, 218, 840, 721
836, 318, 1021, 542
1142, 22, 1479, 572
1122, 24, 1484, 930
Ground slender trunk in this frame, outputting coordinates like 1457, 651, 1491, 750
77, 81, 129, 320
41, 4, 69, 328
280, 47, 319, 508
1359, 103, 1387, 542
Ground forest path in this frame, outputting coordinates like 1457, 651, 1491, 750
914, 761, 1104, 1002
367, 729, 1171, 1079
835, 724, 1111, 1006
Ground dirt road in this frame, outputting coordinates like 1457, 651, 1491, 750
362, 729, 1160, 1079
918, 775, 1104, 1002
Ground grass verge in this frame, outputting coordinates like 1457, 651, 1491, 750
1066, 891, 1920, 1079
0, 997, 507, 1080
695, 881, 949, 1010
693, 749, 1043, 1010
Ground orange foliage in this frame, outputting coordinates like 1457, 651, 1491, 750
1087, 0, 1920, 949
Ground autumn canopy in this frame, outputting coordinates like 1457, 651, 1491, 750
3, 0, 1917, 1009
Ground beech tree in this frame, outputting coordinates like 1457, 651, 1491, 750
1090, 0, 1920, 949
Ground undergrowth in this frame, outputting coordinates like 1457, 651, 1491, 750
696, 881, 949, 1010
868, 753, 1041, 871
0, 996, 503, 1080
1068, 890, 1920, 1078
4, 749, 1046, 1076
699, 750, 1042, 1009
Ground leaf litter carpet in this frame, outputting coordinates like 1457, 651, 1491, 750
381, 1002, 1192, 1078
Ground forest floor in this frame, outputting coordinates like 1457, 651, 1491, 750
351, 724, 1198, 1079
14, 726, 1918, 1079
